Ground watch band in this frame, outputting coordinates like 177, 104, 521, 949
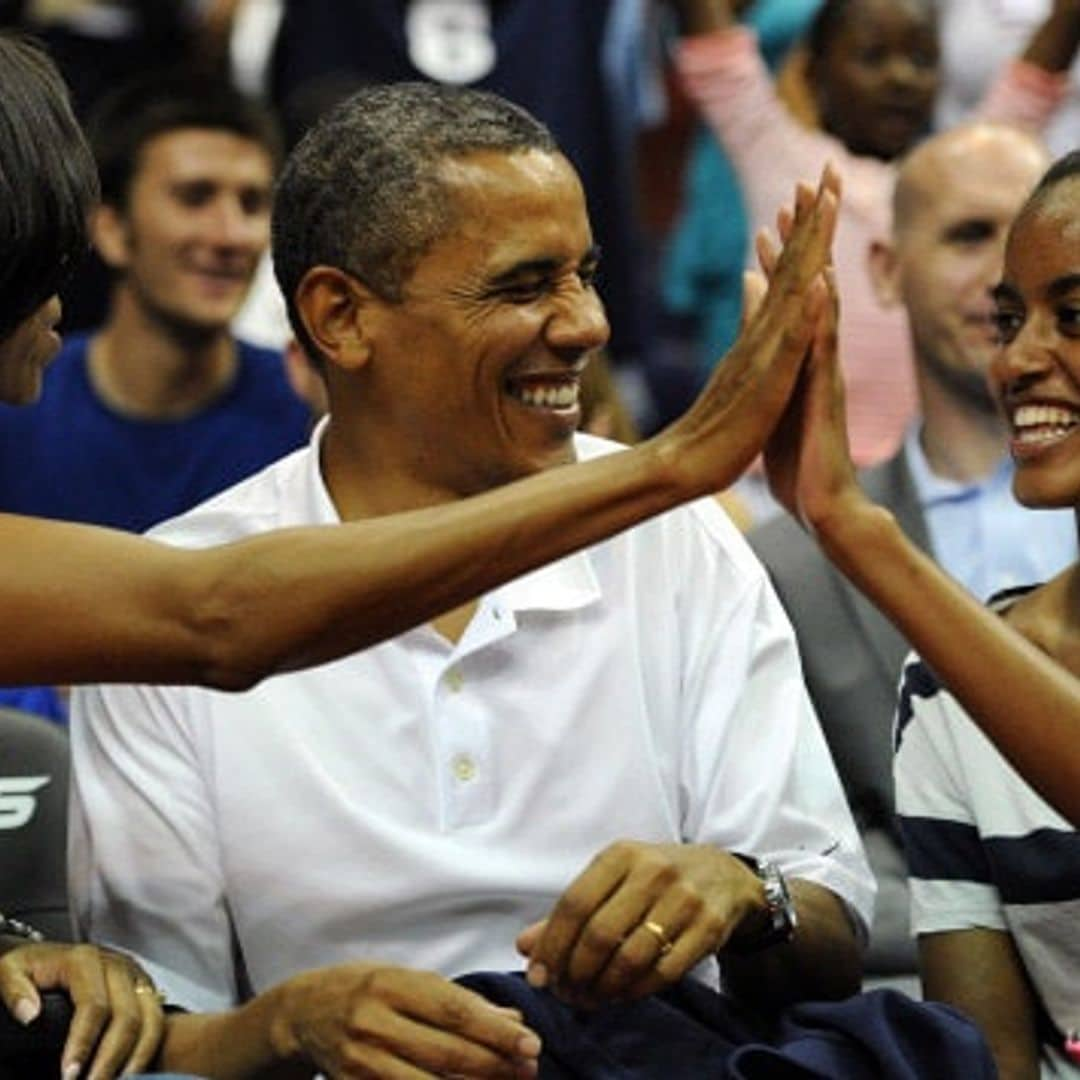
728, 853, 798, 953
0, 912, 44, 943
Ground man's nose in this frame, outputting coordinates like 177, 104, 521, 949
546, 285, 610, 355
210, 198, 268, 250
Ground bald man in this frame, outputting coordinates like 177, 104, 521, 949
750, 121, 1077, 978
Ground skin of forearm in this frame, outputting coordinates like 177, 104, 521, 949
720, 880, 862, 1011
816, 498, 1080, 825
0, 440, 690, 690
1021, 3, 1080, 72
155, 990, 306, 1080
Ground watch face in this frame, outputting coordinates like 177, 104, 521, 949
758, 860, 798, 944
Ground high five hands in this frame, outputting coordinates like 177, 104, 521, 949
651, 163, 841, 502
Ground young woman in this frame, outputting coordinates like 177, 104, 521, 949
761, 153, 1080, 828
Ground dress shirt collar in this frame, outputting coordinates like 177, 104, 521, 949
903, 422, 1011, 508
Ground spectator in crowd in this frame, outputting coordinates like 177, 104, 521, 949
67, 82, 887, 1079
0, 72, 310, 535
751, 121, 1073, 979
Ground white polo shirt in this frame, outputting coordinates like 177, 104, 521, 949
69, 426, 873, 1012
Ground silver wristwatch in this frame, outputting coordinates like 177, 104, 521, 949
730, 853, 798, 952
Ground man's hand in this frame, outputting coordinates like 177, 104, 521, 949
267, 962, 541, 1079
0, 940, 165, 1080
647, 166, 839, 503
747, 204, 865, 538
515, 841, 764, 1006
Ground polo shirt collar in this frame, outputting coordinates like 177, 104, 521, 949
302, 417, 602, 615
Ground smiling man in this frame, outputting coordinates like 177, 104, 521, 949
0, 73, 310, 533
67, 83, 878, 1078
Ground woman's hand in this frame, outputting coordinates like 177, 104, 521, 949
0, 940, 165, 1080
752, 191, 866, 537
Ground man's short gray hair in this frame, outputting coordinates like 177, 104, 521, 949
272, 81, 559, 362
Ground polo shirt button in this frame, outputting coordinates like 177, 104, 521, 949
452, 754, 476, 782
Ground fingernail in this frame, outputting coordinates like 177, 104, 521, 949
517, 1032, 542, 1058
525, 962, 547, 988
13, 997, 38, 1025
62, 1062, 81, 1080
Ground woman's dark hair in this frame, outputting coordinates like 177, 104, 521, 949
0, 33, 98, 340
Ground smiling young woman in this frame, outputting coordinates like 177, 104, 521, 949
763, 149, 1080, 828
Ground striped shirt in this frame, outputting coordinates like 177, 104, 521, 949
894, 621, 1080, 1077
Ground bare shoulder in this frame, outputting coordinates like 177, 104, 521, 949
1001, 566, 1080, 676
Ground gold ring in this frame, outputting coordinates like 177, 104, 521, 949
133, 983, 166, 1005
642, 919, 674, 956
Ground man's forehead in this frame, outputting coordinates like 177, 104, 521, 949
437, 148, 578, 198
431, 150, 592, 257
138, 127, 274, 175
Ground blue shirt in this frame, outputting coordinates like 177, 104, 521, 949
904, 425, 1076, 602
0, 332, 311, 533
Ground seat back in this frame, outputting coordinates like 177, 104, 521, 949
0, 708, 70, 942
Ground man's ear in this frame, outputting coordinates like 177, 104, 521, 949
89, 203, 130, 270
294, 266, 378, 373
868, 238, 902, 309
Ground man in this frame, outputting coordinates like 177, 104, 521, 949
0, 72, 309, 533
70, 83, 875, 1078
749, 121, 1075, 976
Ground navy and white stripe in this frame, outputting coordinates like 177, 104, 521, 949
894, 651, 1080, 1074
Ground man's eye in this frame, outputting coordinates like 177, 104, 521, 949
1058, 306, 1080, 335
579, 264, 600, 288
174, 184, 214, 207
947, 222, 993, 246
240, 189, 271, 216
500, 280, 546, 302
992, 309, 1023, 344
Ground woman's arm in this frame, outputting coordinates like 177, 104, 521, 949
0, 171, 838, 693
920, 930, 1042, 1080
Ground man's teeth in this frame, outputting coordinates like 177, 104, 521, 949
1012, 403, 1080, 445
514, 383, 579, 408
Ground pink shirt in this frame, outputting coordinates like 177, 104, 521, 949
676, 28, 1065, 467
